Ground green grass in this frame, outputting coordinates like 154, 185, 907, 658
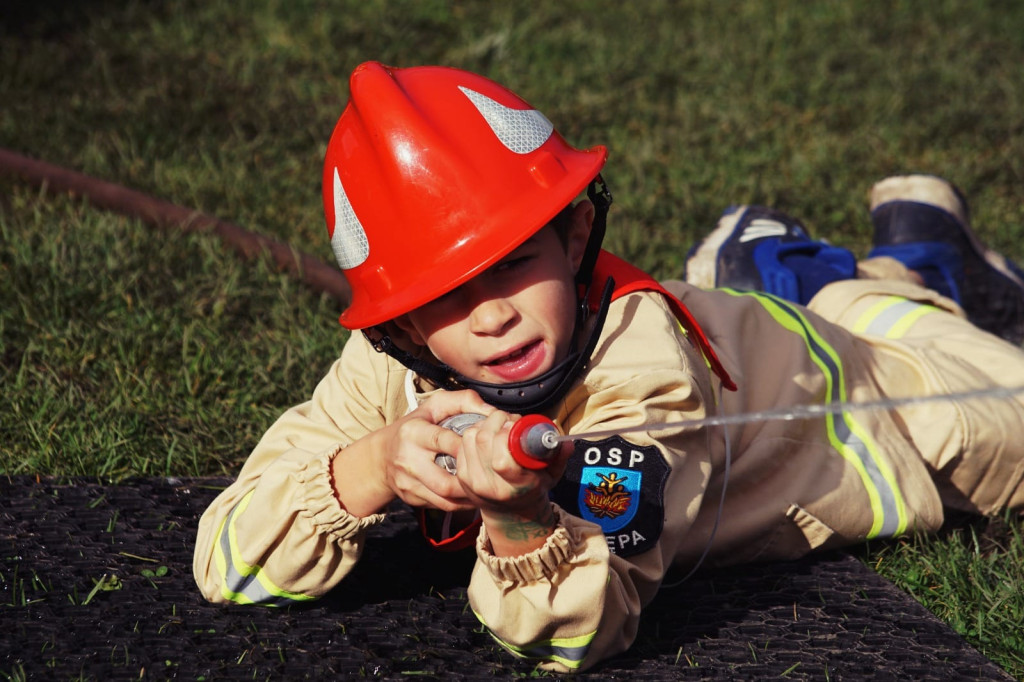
858, 514, 1024, 676
2, 0, 1024, 677
1, 186, 343, 478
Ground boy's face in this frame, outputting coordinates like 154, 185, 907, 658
395, 203, 593, 385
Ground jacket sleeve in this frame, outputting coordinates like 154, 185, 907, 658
193, 335, 397, 605
466, 292, 716, 672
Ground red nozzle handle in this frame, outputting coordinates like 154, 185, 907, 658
508, 415, 562, 469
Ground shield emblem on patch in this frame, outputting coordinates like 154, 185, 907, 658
577, 466, 641, 533
551, 435, 669, 558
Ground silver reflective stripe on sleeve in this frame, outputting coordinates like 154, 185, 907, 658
852, 295, 939, 339
472, 607, 595, 671
212, 490, 316, 606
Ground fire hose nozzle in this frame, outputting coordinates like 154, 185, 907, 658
508, 414, 563, 469
436, 413, 563, 473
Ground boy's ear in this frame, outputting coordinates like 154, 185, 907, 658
568, 200, 595, 275
388, 316, 426, 347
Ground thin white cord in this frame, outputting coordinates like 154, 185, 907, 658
548, 383, 1024, 445
653, 382, 1024, 589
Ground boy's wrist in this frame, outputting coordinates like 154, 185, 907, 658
479, 497, 557, 556
329, 432, 394, 517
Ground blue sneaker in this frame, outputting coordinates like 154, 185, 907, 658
684, 205, 857, 305
869, 175, 1024, 344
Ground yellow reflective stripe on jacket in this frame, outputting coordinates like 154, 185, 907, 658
213, 490, 316, 606
852, 295, 938, 339
725, 290, 908, 538
472, 607, 595, 670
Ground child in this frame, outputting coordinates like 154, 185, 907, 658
194, 61, 1024, 673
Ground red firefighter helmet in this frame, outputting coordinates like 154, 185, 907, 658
323, 61, 607, 329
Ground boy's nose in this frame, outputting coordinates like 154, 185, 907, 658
469, 297, 517, 336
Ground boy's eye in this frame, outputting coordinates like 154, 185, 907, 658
495, 255, 533, 272
430, 283, 462, 305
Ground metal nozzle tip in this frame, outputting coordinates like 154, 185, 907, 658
540, 429, 560, 450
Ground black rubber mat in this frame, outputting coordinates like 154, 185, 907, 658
0, 477, 1012, 680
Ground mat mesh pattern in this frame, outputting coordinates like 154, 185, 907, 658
0, 477, 1011, 680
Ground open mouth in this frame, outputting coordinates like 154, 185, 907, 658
488, 342, 532, 364
484, 340, 546, 380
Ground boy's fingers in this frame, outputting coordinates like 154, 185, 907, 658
484, 410, 516, 430
398, 414, 462, 454
450, 389, 496, 415
429, 424, 464, 455
416, 461, 473, 507
418, 389, 496, 423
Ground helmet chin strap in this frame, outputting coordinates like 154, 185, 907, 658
578, 174, 612, 291
365, 176, 614, 415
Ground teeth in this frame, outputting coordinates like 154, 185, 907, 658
491, 346, 527, 365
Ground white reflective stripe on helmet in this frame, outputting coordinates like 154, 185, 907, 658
331, 167, 371, 269
459, 86, 553, 155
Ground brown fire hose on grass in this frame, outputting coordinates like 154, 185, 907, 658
0, 148, 351, 306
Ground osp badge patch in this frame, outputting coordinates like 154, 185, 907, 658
551, 435, 668, 558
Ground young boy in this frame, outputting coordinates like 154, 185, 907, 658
194, 61, 1024, 673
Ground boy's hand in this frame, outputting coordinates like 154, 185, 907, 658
331, 390, 495, 517
371, 390, 497, 512
453, 411, 571, 556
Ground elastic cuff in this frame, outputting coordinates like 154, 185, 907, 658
475, 504, 578, 584
302, 445, 386, 539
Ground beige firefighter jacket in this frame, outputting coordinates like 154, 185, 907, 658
194, 262, 1024, 673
